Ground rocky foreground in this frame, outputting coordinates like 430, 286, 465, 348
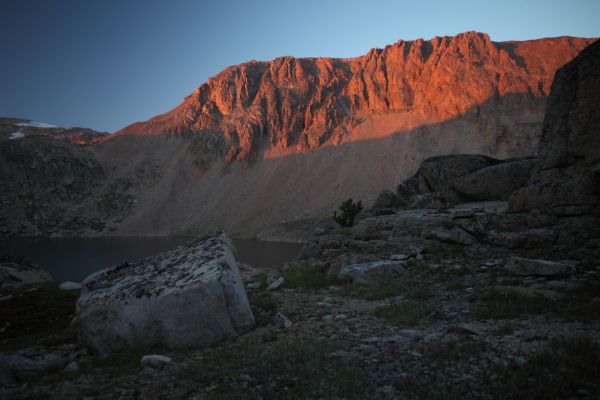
1, 224, 599, 399
1, 40, 599, 399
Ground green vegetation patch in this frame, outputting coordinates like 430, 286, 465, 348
560, 280, 600, 321
0, 284, 79, 351
42, 348, 151, 385
281, 264, 339, 289
347, 281, 406, 301
246, 289, 278, 327
423, 338, 487, 363
180, 339, 372, 399
475, 288, 557, 320
374, 301, 437, 325
492, 336, 600, 399
346, 279, 432, 301
491, 321, 524, 336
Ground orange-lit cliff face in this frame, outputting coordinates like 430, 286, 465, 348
115, 32, 595, 161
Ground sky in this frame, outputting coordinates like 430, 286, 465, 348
1, 0, 599, 132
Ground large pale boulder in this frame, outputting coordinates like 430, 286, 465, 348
73, 231, 255, 355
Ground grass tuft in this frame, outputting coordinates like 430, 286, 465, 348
180, 339, 372, 399
246, 288, 278, 327
475, 288, 556, 320
374, 301, 436, 325
423, 338, 486, 363
281, 264, 338, 289
492, 321, 524, 336
345, 281, 407, 301
492, 336, 600, 399
0, 284, 79, 351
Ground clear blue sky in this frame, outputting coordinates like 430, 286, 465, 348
1, 0, 598, 132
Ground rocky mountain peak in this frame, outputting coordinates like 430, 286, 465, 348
114, 32, 595, 163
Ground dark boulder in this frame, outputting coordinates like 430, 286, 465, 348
509, 40, 600, 216
453, 157, 536, 201
411, 154, 498, 202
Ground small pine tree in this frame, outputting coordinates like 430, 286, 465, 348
333, 198, 363, 227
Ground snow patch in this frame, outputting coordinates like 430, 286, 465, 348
16, 121, 57, 128
8, 131, 25, 140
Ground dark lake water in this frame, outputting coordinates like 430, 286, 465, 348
0, 237, 303, 282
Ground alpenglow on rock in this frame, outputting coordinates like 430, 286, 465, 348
73, 232, 255, 355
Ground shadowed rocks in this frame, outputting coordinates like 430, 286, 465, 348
509, 40, 600, 217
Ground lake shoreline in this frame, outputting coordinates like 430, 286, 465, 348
0, 237, 303, 282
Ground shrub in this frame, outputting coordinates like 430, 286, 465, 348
333, 198, 363, 227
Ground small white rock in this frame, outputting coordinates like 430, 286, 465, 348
274, 313, 293, 329
64, 361, 79, 371
390, 254, 410, 261
246, 282, 261, 289
267, 277, 285, 291
140, 354, 173, 369
59, 281, 82, 290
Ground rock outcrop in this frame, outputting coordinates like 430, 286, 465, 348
453, 158, 537, 201
0, 256, 54, 292
377, 154, 536, 209
365, 39, 600, 254
0, 350, 68, 384
505, 257, 576, 277
0, 117, 144, 237
509, 40, 600, 216
0, 135, 107, 236
73, 232, 254, 355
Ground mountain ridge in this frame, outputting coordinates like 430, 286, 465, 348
113, 32, 596, 163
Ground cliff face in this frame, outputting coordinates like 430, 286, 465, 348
510, 39, 600, 216
116, 32, 595, 162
